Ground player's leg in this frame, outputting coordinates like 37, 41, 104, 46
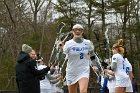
68, 82, 78, 93
78, 77, 89, 93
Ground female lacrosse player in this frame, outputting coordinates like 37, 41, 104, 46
63, 24, 98, 93
107, 39, 132, 93
116, 39, 133, 93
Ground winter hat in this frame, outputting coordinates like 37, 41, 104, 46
22, 44, 32, 53
72, 24, 84, 30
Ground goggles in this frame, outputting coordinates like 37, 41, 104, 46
72, 28, 84, 32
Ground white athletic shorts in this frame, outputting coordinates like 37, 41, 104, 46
126, 79, 133, 92
66, 68, 89, 85
116, 77, 131, 87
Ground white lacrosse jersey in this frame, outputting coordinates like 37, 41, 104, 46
124, 58, 133, 92
124, 58, 132, 75
63, 39, 94, 85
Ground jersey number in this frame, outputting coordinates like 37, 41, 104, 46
80, 53, 84, 59
126, 67, 129, 75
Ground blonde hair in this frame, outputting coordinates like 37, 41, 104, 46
112, 39, 124, 55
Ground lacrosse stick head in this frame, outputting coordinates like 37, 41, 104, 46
57, 22, 66, 34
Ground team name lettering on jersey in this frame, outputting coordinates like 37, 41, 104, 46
72, 47, 88, 51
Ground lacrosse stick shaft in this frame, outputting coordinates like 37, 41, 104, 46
95, 53, 104, 73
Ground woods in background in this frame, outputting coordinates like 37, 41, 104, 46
0, 0, 140, 92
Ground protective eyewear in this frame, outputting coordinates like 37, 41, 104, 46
72, 28, 83, 32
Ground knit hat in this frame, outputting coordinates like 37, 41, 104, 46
22, 44, 32, 53
72, 24, 84, 30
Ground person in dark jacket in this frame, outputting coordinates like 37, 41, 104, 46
16, 44, 50, 93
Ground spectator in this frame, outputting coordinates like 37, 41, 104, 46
16, 44, 50, 93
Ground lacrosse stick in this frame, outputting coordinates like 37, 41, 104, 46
48, 22, 66, 64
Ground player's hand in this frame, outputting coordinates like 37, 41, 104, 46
48, 62, 54, 68
92, 66, 98, 72
104, 69, 109, 73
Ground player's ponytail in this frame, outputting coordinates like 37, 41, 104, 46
113, 39, 124, 55
117, 39, 124, 47
117, 39, 124, 55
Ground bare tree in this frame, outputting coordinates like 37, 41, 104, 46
28, 0, 46, 32
39, 0, 52, 55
